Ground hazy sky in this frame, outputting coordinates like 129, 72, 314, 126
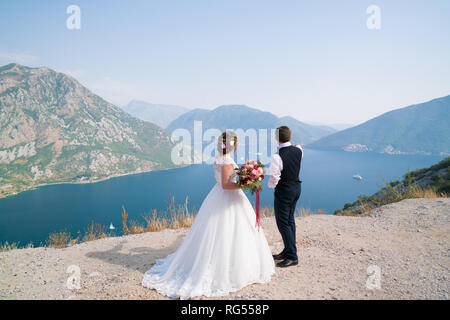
0, 0, 449, 125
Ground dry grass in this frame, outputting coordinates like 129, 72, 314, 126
82, 222, 108, 242
45, 231, 78, 248
338, 185, 448, 217
122, 205, 196, 235
119, 204, 328, 235
142, 210, 167, 232
359, 202, 373, 216
380, 175, 447, 204
409, 187, 446, 199
167, 208, 195, 229
121, 205, 129, 235
339, 210, 359, 217
0, 241, 34, 252
261, 207, 275, 218
340, 202, 372, 217
379, 185, 447, 208
0, 242, 19, 252
312, 209, 325, 215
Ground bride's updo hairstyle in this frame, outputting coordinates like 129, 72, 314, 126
217, 131, 238, 155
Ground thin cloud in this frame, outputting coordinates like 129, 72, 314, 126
58, 69, 85, 79
0, 52, 39, 66
84, 76, 149, 107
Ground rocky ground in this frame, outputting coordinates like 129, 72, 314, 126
0, 198, 449, 300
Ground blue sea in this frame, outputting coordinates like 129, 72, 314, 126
0, 149, 444, 246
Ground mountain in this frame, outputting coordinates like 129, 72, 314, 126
305, 121, 356, 131
121, 100, 189, 128
308, 95, 450, 155
0, 63, 178, 198
278, 116, 336, 143
327, 123, 356, 131
166, 105, 336, 145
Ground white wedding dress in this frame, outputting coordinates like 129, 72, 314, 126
142, 154, 275, 299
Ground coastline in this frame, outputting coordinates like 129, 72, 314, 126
0, 164, 187, 200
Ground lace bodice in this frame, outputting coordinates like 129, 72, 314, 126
213, 155, 238, 184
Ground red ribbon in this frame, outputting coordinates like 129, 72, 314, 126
255, 188, 261, 232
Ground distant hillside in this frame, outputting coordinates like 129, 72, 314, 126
306, 122, 355, 131
0, 64, 178, 198
121, 100, 189, 128
167, 105, 336, 145
308, 95, 450, 155
326, 123, 356, 131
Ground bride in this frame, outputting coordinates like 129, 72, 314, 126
142, 131, 275, 299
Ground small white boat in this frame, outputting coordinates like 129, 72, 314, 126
109, 223, 115, 230
352, 174, 363, 181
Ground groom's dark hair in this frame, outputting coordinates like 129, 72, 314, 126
276, 126, 291, 143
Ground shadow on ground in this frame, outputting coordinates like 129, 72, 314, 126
85, 234, 185, 273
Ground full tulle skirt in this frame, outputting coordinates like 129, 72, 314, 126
141, 183, 275, 299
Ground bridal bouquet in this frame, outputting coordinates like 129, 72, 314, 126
235, 160, 266, 231
235, 160, 266, 194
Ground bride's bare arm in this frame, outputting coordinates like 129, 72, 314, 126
221, 164, 240, 190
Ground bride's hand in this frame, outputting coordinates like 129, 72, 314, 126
221, 164, 241, 190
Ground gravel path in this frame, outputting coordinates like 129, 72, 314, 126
1, 198, 449, 300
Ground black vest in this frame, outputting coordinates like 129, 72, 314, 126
276, 145, 302, 189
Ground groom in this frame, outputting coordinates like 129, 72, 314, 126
268, 126, 303, 268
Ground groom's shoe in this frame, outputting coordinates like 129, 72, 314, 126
276, 259, 298, 268
272, 252, 286, 261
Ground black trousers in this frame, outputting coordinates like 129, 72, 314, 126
274, 183, 301, 260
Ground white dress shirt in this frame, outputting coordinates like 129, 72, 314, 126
268, 141, 303, 189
